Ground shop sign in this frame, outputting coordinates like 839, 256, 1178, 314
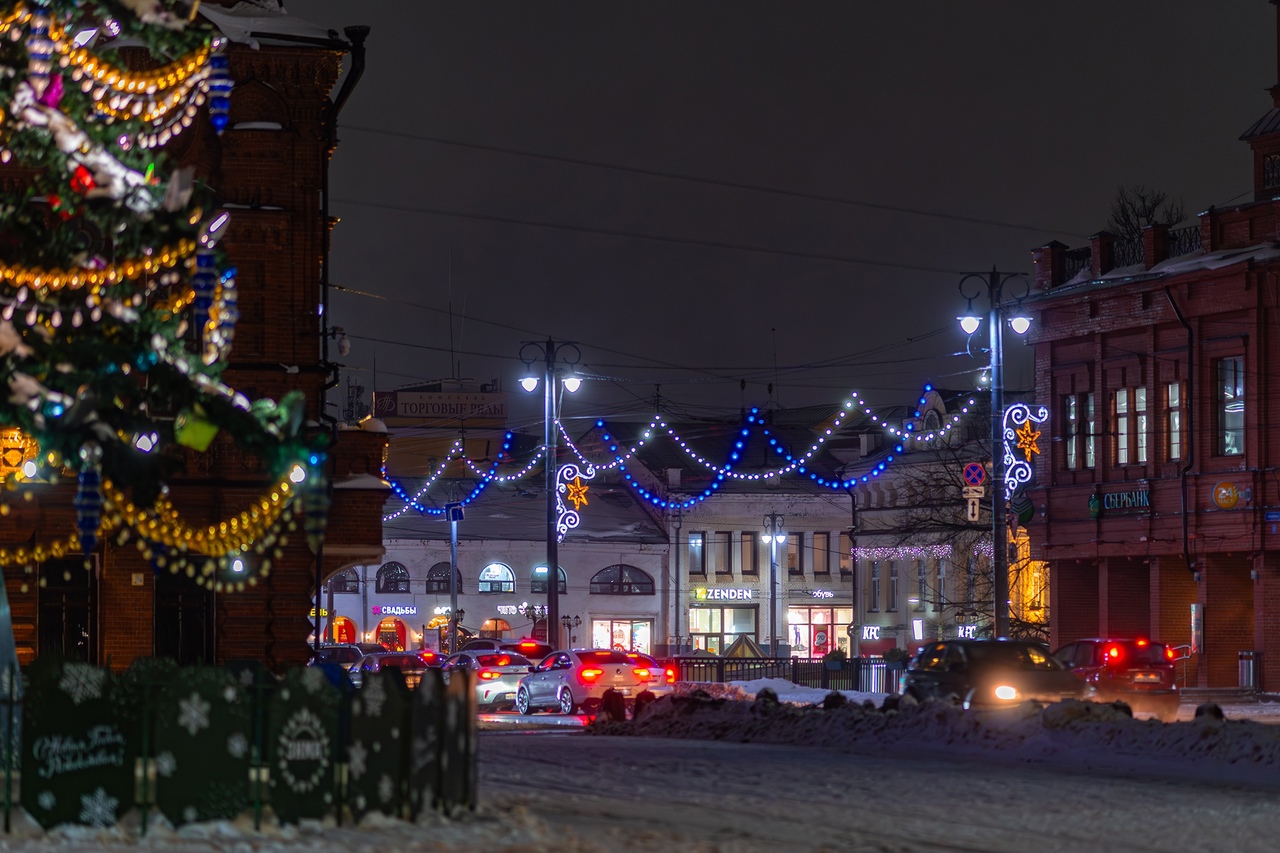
372, 391, 506, 420
307, 608, 329, 618
372, 604, 418, 617
496, 605, 519, 615
1212, 481, 1245, 510
861, 625, 881, 641
1088, 487, 1150, 517
957, 624, 978, 639
693, 587, 754, 602
809, 590, 834, 599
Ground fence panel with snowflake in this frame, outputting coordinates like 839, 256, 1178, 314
153, 667, 251, 826
348, 669, 411, 821
20, 659, 137, 829
266, 666, 341, 823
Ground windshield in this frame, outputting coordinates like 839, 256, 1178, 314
376, 655, 426, 671
965, 643, 1062, 670
476, 653, 532, 667
574, 650, 632, 665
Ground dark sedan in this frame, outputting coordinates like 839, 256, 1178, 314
904, 639, 1092, 710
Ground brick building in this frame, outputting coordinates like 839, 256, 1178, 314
0, 4, 386, 670
1026, 17, 1280, 689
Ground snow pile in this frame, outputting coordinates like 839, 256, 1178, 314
595, 685, 1280, 777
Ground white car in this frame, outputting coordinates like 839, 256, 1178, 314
515, 649, 657, 715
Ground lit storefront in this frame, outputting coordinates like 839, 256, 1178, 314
786, 605, 852, 657
591, 618, 653, 653
689, 587, 759, 653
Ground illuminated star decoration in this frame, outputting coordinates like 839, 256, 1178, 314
565, 476, 589, 511
1014, 419, 1041, 461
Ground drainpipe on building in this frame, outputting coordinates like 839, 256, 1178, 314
1165, 287, 1196, 576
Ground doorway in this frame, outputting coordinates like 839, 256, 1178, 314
37, 558, 98, 662
154, 569, 215, 665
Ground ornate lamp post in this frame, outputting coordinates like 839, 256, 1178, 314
958, 268, 1031, 639
520, 340, 581, 646
761, 513, 786, 655
560, 614, 582, 647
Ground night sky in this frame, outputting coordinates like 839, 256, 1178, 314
285, 1, 1273, 432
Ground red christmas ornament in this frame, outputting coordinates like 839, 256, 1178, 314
70, 165, 96, 194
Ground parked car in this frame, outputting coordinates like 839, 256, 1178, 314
307, 643, 384, 667
625, 652, 677, 698
348, 651, 438, 690
1053, 638, 1180, 722
443, 651, 535, 710
904, 639, 1091, 710
462, 637, 555, 660
515, 649, 656, 715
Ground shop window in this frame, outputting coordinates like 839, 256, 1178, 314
478, 563, 515, 594
740, 532, 759, 576
329, 567, 360, 594
1167, 381, 1184, 461
590, 619, 653, 653
709, 531, 732, 576
787, 606, 852, 657
812, 532, 831, 575
787, 533, 805, 576
424, 561, 463, 594
589, 564, 654, 595
531, 565, 567, 595
375, 561, 411, 594
838, 532, 853, 577
1217, 356, 1245, 456
688, 532, 706, 575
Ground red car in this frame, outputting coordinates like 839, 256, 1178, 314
1053, 638, 1181, 722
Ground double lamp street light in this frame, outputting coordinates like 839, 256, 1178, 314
958, 268, 1031, 640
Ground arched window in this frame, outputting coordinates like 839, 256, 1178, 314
478, 563, 515, 594
424, 561, 463, 595
589, 565, 654, 595
329, 567, 360, 594
375, 561, 411, 594
530, 565, 567, 595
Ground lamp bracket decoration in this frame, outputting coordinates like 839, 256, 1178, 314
555, 461, 595, 542
1002, 402, 1048, 501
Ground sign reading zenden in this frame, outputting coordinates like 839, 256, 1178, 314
693, 587, 755, 602
372, 604, 418, 617
373, 391, 507, 421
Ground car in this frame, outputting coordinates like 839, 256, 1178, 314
1053, 638, 1181, 722
443, 651, 536, 710
624, 652, 678, 698
462, 637, 555, 660
348, 651, 438, 690
307, 643, 384, 667
904, 639, 1091, 710
515, 648, 657, 715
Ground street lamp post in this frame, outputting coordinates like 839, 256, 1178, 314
761, 513, 786, 656
520, 340, 581, 647
560, 615, 582, 647
959, 268, 1031, 640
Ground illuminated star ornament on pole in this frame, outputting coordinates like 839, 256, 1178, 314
1003, 402, 1049, 501
556, 463, 594, 541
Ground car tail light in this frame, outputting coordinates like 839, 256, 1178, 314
1136, 638, 1149, 647
495, 655, 511, 667
665, 667, 677, 684
1103, 643, 1124, 664
519, 641, 540, 652
419, 651, 438, 665
1165, 646, 1176, 661
478, 669, 500, 680
578, 668, 603, 684
633, 668, 651, 682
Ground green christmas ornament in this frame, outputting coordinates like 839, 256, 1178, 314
174, 406, 218, 452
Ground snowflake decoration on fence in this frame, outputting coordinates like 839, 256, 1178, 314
36, 791, 54, 811
348, 739, 367, 780
377, 773, 394, 804
301, 667, 327, 694
177, 692, 211, 736
79, 787, 118, 827
59, 663, 105, 705
362, 676, 387, 718
227, 732, 248, 759
155, 751, 177, 777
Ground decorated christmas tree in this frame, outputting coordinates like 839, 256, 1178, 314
0, 0, 326, 615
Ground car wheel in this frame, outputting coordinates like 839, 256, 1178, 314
515, 686, 532, 716
558, 688, 577, 715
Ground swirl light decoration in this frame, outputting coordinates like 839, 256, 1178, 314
555, 462, 595, 541
1002, 402, 1049, 501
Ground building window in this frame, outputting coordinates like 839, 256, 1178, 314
531, 565, 567, 595
811, 533, 831, 575
1266, 153, 1280, 189
1218, 356, 1244, 456
787, 533, 805, 576
478, 563, 515, 594
915, 561, 927, 610
424, 561, 463, 594
1167, 381, 1184, 461
786, 606, 853, 657
375, 561, 410, 594
965, 557, 976, 607
589, 565, 654, 595
688, 532, 706, 575
1115, 387, 1147, 465
1029, 564, 1046, 612
887, 563, 899, 611
868, 562, 881, 613
838, 532, 853, 576
329, 567, 360, 594
1065, 394, 1095, 470
740, 532, 759, 576
710, 531, 732, 576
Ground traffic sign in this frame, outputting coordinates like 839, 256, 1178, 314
963, 463, 986, 486
966, 498, 981, 522
962, 486, 985, 499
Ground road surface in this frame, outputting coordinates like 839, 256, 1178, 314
479, 730, 1280, 852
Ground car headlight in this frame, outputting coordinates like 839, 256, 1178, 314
993, 685, 1019, 701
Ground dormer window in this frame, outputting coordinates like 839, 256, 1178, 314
1265, 154, 1280, 189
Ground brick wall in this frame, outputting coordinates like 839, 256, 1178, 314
1200, 555, 1253, 688
1102, 558, 1150, 638
1050, 559, 1098, 647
